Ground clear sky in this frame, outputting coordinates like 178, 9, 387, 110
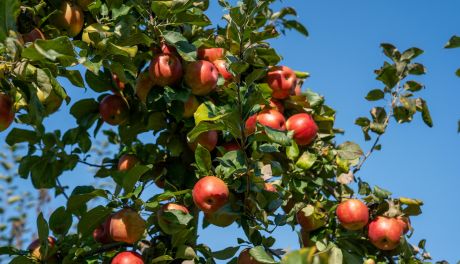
3, 0, 460, 262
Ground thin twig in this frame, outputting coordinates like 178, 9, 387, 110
78, 159, 107, 168
79, 242, 129, 258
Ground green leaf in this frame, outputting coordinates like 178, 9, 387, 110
365, 89, 384, 101
212, 246, 240, 260
163, 30, 197, 61
70, 98, 100, 128
373, 186, 392, 199
376, 63, 399, 88
49, 206, 72, 235
263, 126, 292, 146
6, 128, 39, 146
281, 248, 316, 264
195, 144, 212, 174
337, 141, 363, 160
85, 70, 111, 92
416, 98, 433, 127
0, 0, 20, 41
286, 141, 299, 161
296, 152, 316, 170
67, 186, 108, 213
37, 213, 50, 258
283, 20, 309, 37
112, 164, 151, 194
380, 43, 400, 60
62, 69, 85, 88
404, 80, 424, 92
22, 37, 77, 66
401, 47, 423, 61
78, 205, 112, 237
250, 246, 276, 264
9, 256, 34, 264
445, 35, 460, 49
157, 209, 193, 235
305, 89, 324, 107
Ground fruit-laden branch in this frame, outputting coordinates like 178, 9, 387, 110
79, 242, 130, 259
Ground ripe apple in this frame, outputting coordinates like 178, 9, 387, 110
367, 216, 403, 251
111, 251, 144, 264
160, 42, 177, 54
266, 66, 297, 99
286, 113, 318, 146
185, 60, 219, 96
0, 94, 14, 131
183, 94, 200, 118
37, 88, 63, 115
109, 208, 146, 244
396, 216, 411, 234
93, 217, 113, 244
222, 142, 240, 152
192, 176, 229, 213
135, 72, 155, 104
237, 249, 260, 264
292, 82, 302, 96
256, 109, 286, 131
197, 47, 225, 62
149, 53, 183, 87
55, 1, 84, 37
22, 28, 45, 43
264, 183, 277, 192
99, 95, 129, 125
213, 59, 233, 83
188, 130, 218, 152
296, 205, 326, 232
76, 0, 93, 11
157, 203, 190, 232
28, 236, 56, 261
118, 154, 139, 171
244, 114, 257, 135
336, 199, 369, 231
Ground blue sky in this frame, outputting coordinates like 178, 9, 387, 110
3, 0, 460, 262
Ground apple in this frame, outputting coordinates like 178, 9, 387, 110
213, 59, 233, 83
149, 53, 183, 87
286, 113, 318, 146
188, 130, 218, 152
22, 28, 45, 43
244, 114, 257, 135
396, 216, 411, 234
0, 93, 14, 131
292, 82, 302, 96
55, 1, 84, 37
28, 236, 56, 261
296, 205, 326, 232
111, 251, 144, 264
118, 154, 139, 171
109, 208, 146, 244
99, 95, 129, 125
161, 42, 177, 54
256, 109, 286, 131
157, 203, 190, 232
336, 199, 369, 231
222, 142, 240, 152
197, 47, 225, 62
237, 249, 260, 264
268, 99, 284, 113
37, 88, 63, 115
93, 217, 113, 244
192, 176, 229, 213
185, 60, 219, 96
183, 94, 200, 118
367, 216, 403, 251
264, 183, 277, 192
266, 66, 297, 99
76, 0, 93, 11
135, 72, 155, 104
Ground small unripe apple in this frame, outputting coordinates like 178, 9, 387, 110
336, 199, 369, 231
286, 113, 318, 146
185, 60, 219, 96
22, 28, 45, 43
256, 109, 286, 131
188, 130, 218, 152
149, 53, 183, 87
93, 217, 113, 244
109, 208, 146, 244
0, 93, 14, 131
183, 94, 200, 118
55, 1, 84, 37
118, 154, 139, 171
396, 216, 411, 234
368, 216, 403, 251
99, 95, 129, 125
28, 237, 56, 261
192, 176, 229, 213
213, 59, 233, 83
197, 47, 225, 62
266, 66, 297, 99
237, 249, 260, 264
111, 251, 144, 264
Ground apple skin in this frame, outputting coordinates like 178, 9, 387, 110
0, 94, 14, 132
396, 216, 411, 234
266, 66, 297, 99
135, 72, 155, 104
292, 83, 302, 96
192, 176, 229, 213
188, 130, 218, 152
286, 113, 318, 146
336, 199, 369, 231
157, 203, 190, 231
244, 114, 257, 135
109, 208, 146, 244
111, 251, 144, 264
256, 109, 286, 131
185, 60, 219, 96
237, 249, 260, 264
22, 28, 45, 43
160, 42, 177, 54
149, 53, 183, 87
197, 47, 225, 62
213, 59, 233, 83
99, 95, 129, 125
264, 183, 277, 192
183, 94, 200, 118
367, 216, 403, 251
93, 217, 113, 244
118, 154, 139, 171
55, 1, 84, 37
28, 237, 56, 261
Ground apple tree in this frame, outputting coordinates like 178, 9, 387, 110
0, 0, 434, 263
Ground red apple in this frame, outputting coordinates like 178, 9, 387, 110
22, 28, 45, 43
118, 154, 139, 171
292, 82, 302, 96
222, 142, 240, 152
368, 216, 403, 251
264, 183, 277, 192
111, 251, 144, 264
192, 176, 229, 213
183, 94, 200, 118
197, 47, 225, 62
135, 72, 155, 103
28, 237, 56, 261
296, 205, 326, 232
269, 99, 284, 113
109, 208, 146, 244
336, 199, 369, 231
188, 130, 218, 152
55, 1, 84, 37
244, 114, 258, 135
286, 113, 318, 146
396, 216, 411, 234
149, 53, 183, 87
111, 74, 125, 93
256, 109, 286, 131
213, 59, 233, 83
185, 60, 219, 96
99, 95, 129, 125
93, 217, 113, 244
0, 94, 14, 131
266, 66, 297, 99
237, 249, 260, 264
161, 42, 177, 54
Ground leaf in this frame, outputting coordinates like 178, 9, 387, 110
376, 63, 399, 88
399, 197, 423, 206
78, 205, 112, 237
365, 89, 384, 101
404, 80, 424, 92
70, 98, 100, 128
328, 246, 343, 264
283, 20, 309, 37
416, 98, 433, 127
212, 246, 240, 260
37, 213, 50, 258
373, 186, 392, 199
286, 141, 299, 161
5, 128, 39, 146
9, 256, 34, 264
67, 186, 108, 213
0, 0, 20, 41
445, 35, 460, 49
296, 152, 316, 170
281, 248, 316, 264
49, 206, 72, 235
112, 164, 150, 194
62, 69, 85, 88
401, 47, 424, 61
250, 246, 276, 264
22, 37, 77, 66
195, 144, 212, 174
380, 43, 400, 60
337, 141, 363, 160
263, 126, 292, 146
163, 30, 196, 61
